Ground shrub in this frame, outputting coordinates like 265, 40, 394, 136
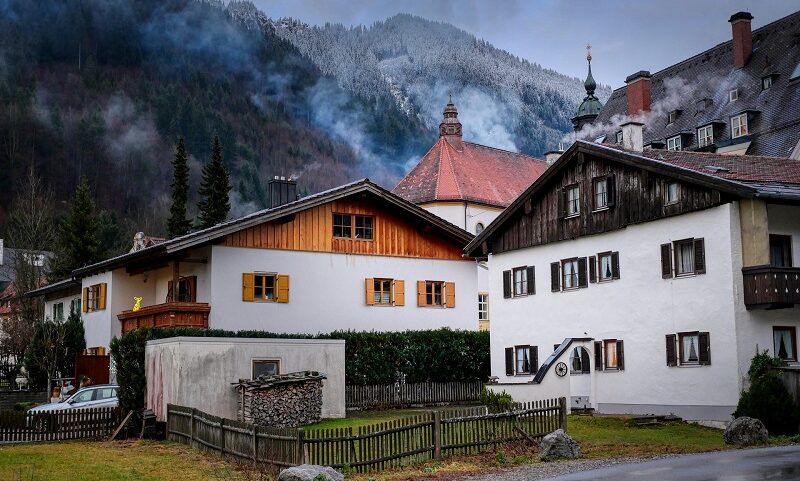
735, 351, 800, 435
111, 327, 490, 412
480, 387, 514, 411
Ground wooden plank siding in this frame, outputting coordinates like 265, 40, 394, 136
492, 152, 728, 254
223, 197, 468, 261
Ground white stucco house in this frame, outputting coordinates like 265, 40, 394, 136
30, 180, 478, 359
466, 128, 800, 422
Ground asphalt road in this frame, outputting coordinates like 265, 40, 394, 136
544, 445, 800, 481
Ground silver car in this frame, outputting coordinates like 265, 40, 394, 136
28, 385, 119, 414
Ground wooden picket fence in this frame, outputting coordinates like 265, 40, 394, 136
0, 406, 123, 443
346, 381, 483, 409
167, 397, 566, 473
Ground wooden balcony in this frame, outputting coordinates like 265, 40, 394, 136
742, 266, 800, 309
118, 302, 210, 333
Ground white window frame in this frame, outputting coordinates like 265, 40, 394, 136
666, 135, 682, 151
697, 125, 714, 147
731, 113, 748, 138
565, 184, 580, 217
667, 111, 678, 124
678, 332, 700, 365
52, 302, 64, 321
251, 359, 281, 379
478, 293, 489, 322
615, 131, 623, 144
515, 345, 532, 375
729, 89, 739, 102
674, 239, 695, 277
762, 76, 773, 90
561, 259, 579, 290
512, 267, 528, 297
593, 178, 608, 211
598, 253, 614, 282
666, 182, 680, 205
373, 278, 393, 305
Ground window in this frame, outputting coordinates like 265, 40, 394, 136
516, 346, 532, 374
417, 281, 454, 307
242, 273, 289, 303
773, 327, 797, 362
168, 276, 197, 303
731, 113, 748, 138
667, 110, 679, 124
505, 346, 538, 376
604, 340, 619, 369
562, 259, 579, 290
594, 178, 608, 210
333, 214, 352, 238
598, 252, 614, 281
570, 347, 590, 374
373, 278, 392, 305
666, 135, 682, 151
594, 340, 625, 371
729, 88, 739, 102
426, 281, 443, 306
697, 125, 714, 147
478, 293, 489, 322
355, 215, 373, 240
615, 131, 623, 144
475, 223, 485, 235
70, 389, 95, 404
665, 182, 680, 205
565, 184, 580, 217
52, 302, 64, 321
252, 360, 280, 379
666, 332, 710, 366
513, 267, 527, 297
96, 387, 117, 400
762, 76, 773, 90
83, 283, 106, 312
70, 298, 81, 316
769, 235, 792, 267
661, 238, 705, 278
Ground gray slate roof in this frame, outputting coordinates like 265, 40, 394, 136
593, 10, 800, 157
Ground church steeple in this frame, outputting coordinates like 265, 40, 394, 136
439, 95, 463, 138
572, 44, 604, 132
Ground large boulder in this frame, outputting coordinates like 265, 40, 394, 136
724, 417, 768, 446
538, 429, 582, 460
278, 465, 344, 481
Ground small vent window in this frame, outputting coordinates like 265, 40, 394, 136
729, 89, 739, 102
762, 76, 773, 90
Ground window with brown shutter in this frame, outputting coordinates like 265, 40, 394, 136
509, 266, 535, 298
98, 283, 107, 310
242, 273, 255, 301
243, 273, 289, 303
526, 266, 535, 295
594, 341, 603, 370
665, 238, 706, 277
616, 340, 625, 370
698, 332, 710, 365
611, 252, 620, 279
589, 256, 597, 283
393, 280, 405, 306
577, 257, 588, 288
529, 346, 539, 374
83, 283, 105, 312
444, 282, 456, 308
168, 276, 197, 303
661, 244, 673, 278
665, 334, 677, 366
550, 262, 560, 292
82, 287, 88, 313
505, 347, 514, 376
365, 278, 395, 306
418, 281, 453, 307
694, 238, 706, 274
276, 275, 289, 303
606, 175, 616, 207
502, 270, 512, 299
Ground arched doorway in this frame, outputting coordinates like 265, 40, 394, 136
569, 346, 592, 410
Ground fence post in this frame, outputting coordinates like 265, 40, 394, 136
558, 397, 567, 431
219, 418, 226, 455
189, 408, 195, 448
252, 424, 258, 465
296, 429, 306, 465
433, 411, 442, 460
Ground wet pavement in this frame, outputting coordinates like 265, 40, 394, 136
543, 445, 800, 481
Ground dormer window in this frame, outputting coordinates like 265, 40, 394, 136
667, 110, 681, 124
791, 63, 800, 81
729, 89, 739, 102
697, 125, 714, 148
731, 113, 748, 138
615, 131, 623, 144
695, 98, 712, 115
666, 135, 682, 151
762, 76, 774, 90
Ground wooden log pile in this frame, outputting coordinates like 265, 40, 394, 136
233, 371, 326, 428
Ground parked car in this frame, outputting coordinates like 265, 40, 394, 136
27, 385, 119, 430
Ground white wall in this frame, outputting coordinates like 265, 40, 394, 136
488, 204, 741, 421
420, 202, 503, 235
81, 271, 113, 349
209, 246, 478, 333
145, 337, 346, 422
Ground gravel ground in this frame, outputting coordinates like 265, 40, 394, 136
448, 454, 684, 481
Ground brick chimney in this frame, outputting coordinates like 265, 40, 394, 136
625, 71, 652, 117
729, 12, 754, 68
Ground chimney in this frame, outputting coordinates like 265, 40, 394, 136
268, 176, 298, 209
621, 121, 644, 152
544, 150, 563, 165
625, 71, 652, 117
729, 12, 754, 68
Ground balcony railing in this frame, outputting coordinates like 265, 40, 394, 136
117, 302, 210, 333
742, 266, 800, 309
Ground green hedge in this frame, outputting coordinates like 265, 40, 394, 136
110, 327, 489, 411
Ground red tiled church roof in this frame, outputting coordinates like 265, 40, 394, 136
393, 99, 548, 208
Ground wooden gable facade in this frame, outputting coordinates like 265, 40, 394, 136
224, 193, 469, 261
472, 143, 749, 256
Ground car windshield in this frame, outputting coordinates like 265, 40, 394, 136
67, 389, 95, 404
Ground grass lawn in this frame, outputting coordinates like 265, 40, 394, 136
0, 440, 245, 481
306, 406, 467, 430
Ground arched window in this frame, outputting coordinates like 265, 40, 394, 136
569, 347, 591, 374
475, 223, 485, 235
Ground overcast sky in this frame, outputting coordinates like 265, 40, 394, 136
253, 0, 798, 89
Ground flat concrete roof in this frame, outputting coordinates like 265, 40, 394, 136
145, 336, 346, 346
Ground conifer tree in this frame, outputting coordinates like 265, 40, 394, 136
167, 137, 192, 238
196, 135, 231, 229
51, 177, 101, 278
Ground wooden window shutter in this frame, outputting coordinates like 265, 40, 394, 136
417, 281, 426, 307
594, 341, 603, 370
526, 266, 535, 295
445, 282, 456, 308
242, 273, 255, 302
98, 283, 107, 310
502, 270, 512, 299
276, 275, 290, 303
611, 252, 620, 279
505, 347, 514, 376
665, 334, 677, 366
393, 280, 405, 306
577, 257, 588, 288
588, 256, 597, 283
365, 278, 375, 306
698, 332, 711, 365
82, 288, 88, 313
606, 175, 616, 207
529, 346, 539, 374
616, 340, 625, 370
550, 262, 560, 292
558, 188, 566, 218
694, 238, 706, 274
660, 244, 673, 279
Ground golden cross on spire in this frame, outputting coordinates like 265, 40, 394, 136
586, 43, 592, 62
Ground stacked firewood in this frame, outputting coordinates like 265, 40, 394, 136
233, 371, 326, 428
